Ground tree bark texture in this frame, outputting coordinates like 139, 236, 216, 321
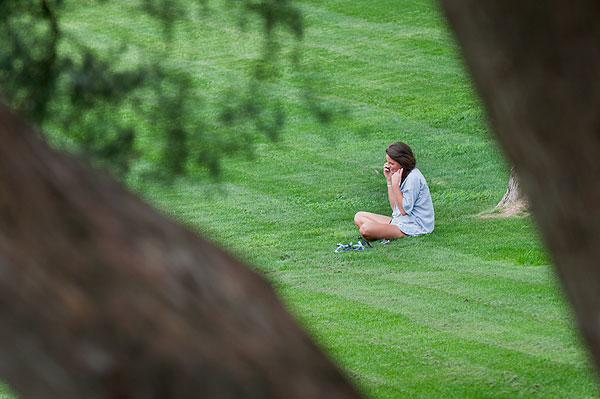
495, 166, 528, 211
441, 0, 600, 372
0, 104, 360, 398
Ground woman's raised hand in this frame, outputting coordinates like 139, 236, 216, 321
383, 163, 392, 181
391, 168, 404, 185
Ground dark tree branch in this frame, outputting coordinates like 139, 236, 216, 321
0, 103, 361, 399
441, 0, 600, 372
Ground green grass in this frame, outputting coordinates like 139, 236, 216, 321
0, 385, 15, 399
7, 0, 598, 398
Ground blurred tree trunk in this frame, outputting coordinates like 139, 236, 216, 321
496, 165, 528, 213
0, 103, 360, 398
441, 0, 600, 373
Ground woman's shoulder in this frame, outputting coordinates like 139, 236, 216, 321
407, 168, 430, 187
408, 168, 426, 181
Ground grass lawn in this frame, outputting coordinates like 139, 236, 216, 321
5, 0, 598, 398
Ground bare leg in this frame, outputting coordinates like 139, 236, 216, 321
359, 222, 405, 241
354, 211, 392, 228
353, 211, 404, 241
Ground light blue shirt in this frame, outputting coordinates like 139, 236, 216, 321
391, 168, 435, 236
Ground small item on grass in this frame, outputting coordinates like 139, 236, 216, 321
335, 236, 372, 252
379, 239, 391, 245
358, 236, 372, 248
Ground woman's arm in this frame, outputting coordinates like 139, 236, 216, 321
387, 183, 396, 210
391, 169, 407, 215
384, 163, 397, 210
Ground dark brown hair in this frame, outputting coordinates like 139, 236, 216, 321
386, 142, 416, 183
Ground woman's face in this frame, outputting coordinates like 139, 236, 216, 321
386, 154, 403, 173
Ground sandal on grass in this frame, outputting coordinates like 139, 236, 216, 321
334, 236, 372, 252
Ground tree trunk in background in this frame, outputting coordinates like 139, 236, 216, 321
0, 104, 360, 398
495, 165, 528, 214
441, 0, 600, 372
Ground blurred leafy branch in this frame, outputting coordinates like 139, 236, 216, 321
0, 0, 313, 178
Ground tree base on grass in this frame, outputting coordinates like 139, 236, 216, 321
481, 166, 529, 218
495, 166, 528, 211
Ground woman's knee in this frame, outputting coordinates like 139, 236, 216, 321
354, 211, 367, 227
359, 223, 374, 239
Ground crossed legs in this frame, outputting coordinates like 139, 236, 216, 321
354, 211, 406, 241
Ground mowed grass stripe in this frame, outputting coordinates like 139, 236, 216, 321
62, 0, 484, 144
281, 267, 583, 365
282, 286, 597, 399
294, 2, 481, 132
64, 0, 488, 167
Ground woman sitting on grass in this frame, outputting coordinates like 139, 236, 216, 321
354, 141, 434, 241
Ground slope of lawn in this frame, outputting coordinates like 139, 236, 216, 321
4, 0, 597, 398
